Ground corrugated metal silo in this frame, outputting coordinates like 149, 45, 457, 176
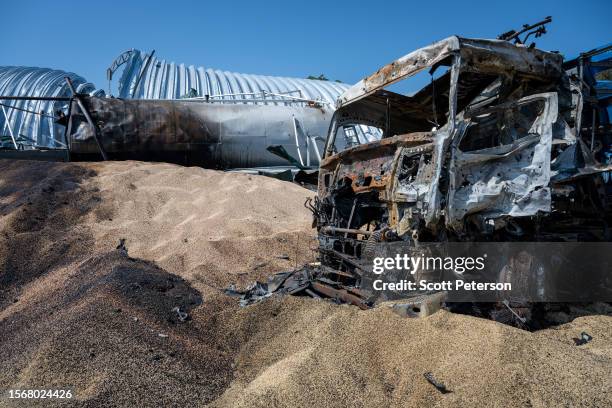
0, 66, 98, 148
112, 49, 350, 105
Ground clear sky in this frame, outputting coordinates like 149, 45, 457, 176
1, 0, 610, 93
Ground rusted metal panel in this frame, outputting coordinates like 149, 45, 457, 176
310, 281, 370, 310
339, 37, 461, 108
446, 93, 559, 229
338, 36, 564, 109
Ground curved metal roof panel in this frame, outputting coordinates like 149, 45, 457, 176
0, 66, 97, 148
114, 49, 350, 105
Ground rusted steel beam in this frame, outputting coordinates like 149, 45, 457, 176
320, 266, 356, 279
319, 248, 368, 275
344, 199, 358, 238
320, 226, 373, 236
310, 281, 370, 310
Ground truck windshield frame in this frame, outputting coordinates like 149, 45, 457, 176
323, 54, 460, 159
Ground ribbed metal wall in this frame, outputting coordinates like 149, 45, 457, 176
1, 53, 352, 150
0, 66, 99, 148
115, 49, 350, 105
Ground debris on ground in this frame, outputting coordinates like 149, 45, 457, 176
574, 331, 594, 346
172, 306, 189, 322
252, 262, 268, 270
227, 265, 371, 310
116, 238, 128, 254
424, 372, 452, 394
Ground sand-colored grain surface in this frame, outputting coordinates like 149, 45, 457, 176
0, 160, 610, 407
83, 160, 318, 295
213, 297, 612, 408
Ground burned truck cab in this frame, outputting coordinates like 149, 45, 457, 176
313, 36, 612, 282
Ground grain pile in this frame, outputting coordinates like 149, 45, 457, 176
212, 297, 612, 408
0, 159, 610, 407
83, 160, 318, 295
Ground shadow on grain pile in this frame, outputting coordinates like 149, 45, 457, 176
0, 160, 98, 308
0, 161, 256, 407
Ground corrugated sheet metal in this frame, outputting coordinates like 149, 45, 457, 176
115, 49, 350, 105
0, 66, 98, 148
1, 52, 352, 150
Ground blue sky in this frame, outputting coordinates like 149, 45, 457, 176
1, 0, 610, 93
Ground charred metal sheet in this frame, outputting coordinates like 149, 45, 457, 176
107, 49, 380, 154
68, 96, 333, 168
227, 265, 371, 309
338, 36, 564, 109
447, 92, 558, 229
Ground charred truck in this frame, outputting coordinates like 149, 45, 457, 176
309, 36, 612, 323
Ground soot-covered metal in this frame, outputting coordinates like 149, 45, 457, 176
302, 36, 612, 327
68, 96, 333, 169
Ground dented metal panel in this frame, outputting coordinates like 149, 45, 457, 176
447, 93, 558, 229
